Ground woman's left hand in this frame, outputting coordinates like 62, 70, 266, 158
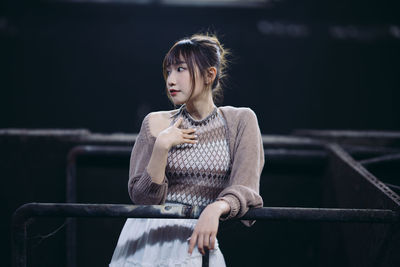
188, 200, 230, 255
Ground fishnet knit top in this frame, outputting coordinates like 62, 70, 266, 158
165, 105, 231, 207
128, 105, 264, 226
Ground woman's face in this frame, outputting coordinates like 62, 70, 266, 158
166, 56, 206, 105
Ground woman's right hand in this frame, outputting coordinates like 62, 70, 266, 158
155, 117, 197, 151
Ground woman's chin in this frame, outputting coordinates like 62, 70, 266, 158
172, 99, 186, 106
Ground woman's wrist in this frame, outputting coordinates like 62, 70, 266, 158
154, 136, 171, 152
209, 200, 230, 217
146, 138, 170, 184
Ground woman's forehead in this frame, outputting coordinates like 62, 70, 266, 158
167, 55, 187, 67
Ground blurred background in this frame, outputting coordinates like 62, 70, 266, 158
1, 0, 399, 134
1, 0, 400, 266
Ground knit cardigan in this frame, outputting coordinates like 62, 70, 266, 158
128, 106, 264, 227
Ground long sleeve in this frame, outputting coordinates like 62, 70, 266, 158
216, 107, 264, 226
128, 114, 168, 205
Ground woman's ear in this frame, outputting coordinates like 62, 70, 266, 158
206, 67, 217, 84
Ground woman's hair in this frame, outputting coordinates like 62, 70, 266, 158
162, 33, 230, 104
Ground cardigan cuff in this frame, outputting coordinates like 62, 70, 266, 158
216, 194, 241, 221
134, 170, 167, 199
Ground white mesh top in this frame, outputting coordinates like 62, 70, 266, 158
165, 105, 232, 207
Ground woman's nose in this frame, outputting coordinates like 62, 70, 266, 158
167, 74, 176, 87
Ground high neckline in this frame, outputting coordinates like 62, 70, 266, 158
181, 104, 218, 125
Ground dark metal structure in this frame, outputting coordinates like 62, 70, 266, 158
12, 203, 399, 267
9, 130, 400, 267
66, 145, 133, 267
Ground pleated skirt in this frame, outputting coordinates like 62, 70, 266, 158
109, 218, 226, 267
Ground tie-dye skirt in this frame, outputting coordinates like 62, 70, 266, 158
109, 218, 226, 266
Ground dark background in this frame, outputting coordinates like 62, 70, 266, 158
1, 0, 399, 134
1, 1, 400, 266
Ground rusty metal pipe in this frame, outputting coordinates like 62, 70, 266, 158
12, 203, 399, 267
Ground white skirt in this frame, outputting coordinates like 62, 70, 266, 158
109, 218, 226, 267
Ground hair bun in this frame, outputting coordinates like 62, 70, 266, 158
163, 32, 231, 104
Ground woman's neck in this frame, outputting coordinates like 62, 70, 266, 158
185, 93, 215, 121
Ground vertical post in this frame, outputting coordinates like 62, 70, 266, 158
66, 151, 77, 267
66, 220, 77, 267
202, 249, 209, 267
12, 221, 27, 267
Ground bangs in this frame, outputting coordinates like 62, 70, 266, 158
162, 33, 228, 105
163, 40, 196, 72
162, 39, 198, 103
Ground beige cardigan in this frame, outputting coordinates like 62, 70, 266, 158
128, 106, 264, 226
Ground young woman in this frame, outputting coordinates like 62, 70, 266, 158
110, 34, 264, 266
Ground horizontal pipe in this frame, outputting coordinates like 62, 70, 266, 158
67, 145, 400, 165
12, 203, 399, 267
242, 207, 399, 223
13, 203, 400, 226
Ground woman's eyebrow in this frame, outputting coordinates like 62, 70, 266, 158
167, 61, 187, 68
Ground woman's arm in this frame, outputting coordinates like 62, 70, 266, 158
129, 115, 197, 204
188, 199, 230, 255
216, 108, 264, 225
146, 117, 197, 184
188, 108, 264, 255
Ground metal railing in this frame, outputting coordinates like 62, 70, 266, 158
12, 203, 400, 267
63, 143, 400, 267
64, 144, 327, 267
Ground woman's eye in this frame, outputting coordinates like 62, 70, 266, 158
177, 67, 185, 72
166, 70, 171, 75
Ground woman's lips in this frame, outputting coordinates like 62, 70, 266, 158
169, 89, 180, 96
